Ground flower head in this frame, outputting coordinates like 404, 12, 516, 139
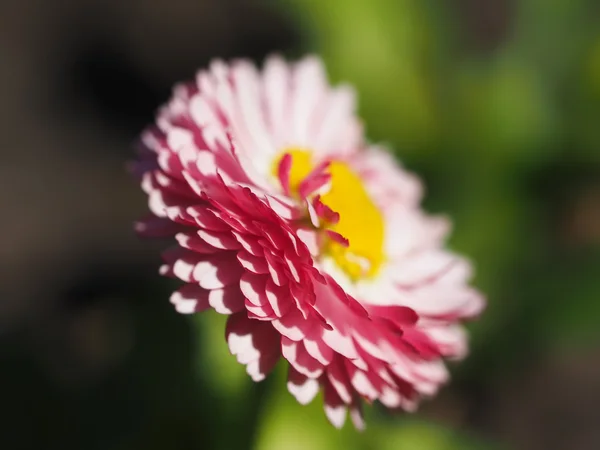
132, 56, 484, 429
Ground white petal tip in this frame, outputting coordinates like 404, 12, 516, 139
287, 378, 319, 405
324, 405, 347, 429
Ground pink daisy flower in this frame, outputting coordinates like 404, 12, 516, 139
132, 56, 484, 429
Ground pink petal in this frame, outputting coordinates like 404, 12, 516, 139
265, 278, 292, 317
313, 195, 339, 224
176, 232, 220, 254
231, 231, 264, 257
287, 367, 320, 405
208, 286, 245, 314
326, 360, 353, 404
237, 250, 269, 274
277, 153, 292, 196
170, 284, 211, 314
239, 273, 268, 306
323, 378, 348, 429
197, 229, 240, 250
304, 337, 334, 366
349, 404, 365, 431
272, 308, 313, 342
262, 55, 289, 143
281, 337, 323, 378
326, 230, 349, 247
192, 255, 243, 289
263, 251, 288, 287
225, 313, 281, 381
188, 207, 230, 232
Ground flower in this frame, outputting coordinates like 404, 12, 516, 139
132, 55, 485, 429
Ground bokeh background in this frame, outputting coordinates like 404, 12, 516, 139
1, 0, 599, 449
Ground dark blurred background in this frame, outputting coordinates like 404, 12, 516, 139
0, 1, 598, 449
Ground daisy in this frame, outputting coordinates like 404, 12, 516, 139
132, 55, 484, 429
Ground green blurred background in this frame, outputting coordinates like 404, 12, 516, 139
1, 0, 599, 449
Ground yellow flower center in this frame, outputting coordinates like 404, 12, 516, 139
273, 149, 385, 280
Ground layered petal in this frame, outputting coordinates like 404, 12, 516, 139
132, 55, 485, 430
